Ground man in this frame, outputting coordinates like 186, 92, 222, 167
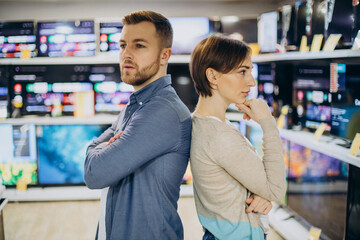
84, 11, 192, 239
84, 10, 272, 240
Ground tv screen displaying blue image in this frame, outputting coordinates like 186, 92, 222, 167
37, 124, 110, 185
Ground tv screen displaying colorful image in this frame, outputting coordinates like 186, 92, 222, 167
0, 124, 38, 185
37, 20, 96, 57
0, 65, 8, 118
287, 141, 348, 240
99, 21, 123, 52
0, 21, 36, 58
91, 64, 133, 113
10, 64, 94, 116
169, 17, 211, 55
37, 124, 110, 185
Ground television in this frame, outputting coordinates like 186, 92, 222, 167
325, 0, 354, 48
245, 124, 264, 157
37, 124, 110, 185
330, 63, 360, 141
0, 21, 36, 58
169, 17, 215, 55
99, 21, 123, 52
10, 65, 94, 116
354, 1, 360, 41
0, 65, 9, 118
90, 64, 133, 113
257, 63, 275, 113
220, 17, 257, 43
0, 124, 38, 186
287, 141, 349, 240
258, 11, 278, 53
36, 20, 96, 57
167, 64, 198, 112
292, 64, 331, 130
278, 5, 297, 51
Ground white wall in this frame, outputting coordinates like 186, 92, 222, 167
0, 1, 280, 21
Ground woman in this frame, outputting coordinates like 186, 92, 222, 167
189, 34, 286, 240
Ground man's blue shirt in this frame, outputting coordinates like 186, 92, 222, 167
84, 75, 192, 240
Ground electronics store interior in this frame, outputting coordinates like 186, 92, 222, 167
0, 0, 360, 239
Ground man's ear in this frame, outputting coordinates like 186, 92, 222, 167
160, 48, 172, 65
205, 68, 218, 86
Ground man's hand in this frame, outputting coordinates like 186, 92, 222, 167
105, 131, 123, 147
245, 194, 272, 215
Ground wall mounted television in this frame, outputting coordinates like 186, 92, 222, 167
0, 65, 9, 118
169, 17, 218, 55
0, 124, 38, 186
37, 124, 110, 185
220, 17, 257, 43
10, 64, 94, 116
99, 21, 123, 52
36, 20, 96, 57
90, 64, 133, 113
0, 21, 36, 58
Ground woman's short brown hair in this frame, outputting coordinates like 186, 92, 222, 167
190, 33, 251, 97
122, 10, 173, 49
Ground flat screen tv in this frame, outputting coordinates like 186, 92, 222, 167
257, 63, 275, 113
37, 20, 96, 57
0, 21, 36, 58
169, 17, 213, 55
10, 65, 94, 116
292, 64, 331, 130
99, 21, 123, 52
220, 17, 257, 43
0, 124, 38, 186
37, 124, 110, 185
91, 64, 133, 113
258, 11, 278, 53
287, 141, 348, 240
330, 63, 360, 142
325, 0, 354, 48
0, 65, 9, 118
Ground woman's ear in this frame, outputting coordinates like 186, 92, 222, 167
206, 68, 218, 86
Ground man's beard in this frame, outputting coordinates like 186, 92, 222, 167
120, 55, 161, 86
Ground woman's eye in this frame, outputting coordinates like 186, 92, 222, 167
136, 44, 145, 48
120, 44, 126, 49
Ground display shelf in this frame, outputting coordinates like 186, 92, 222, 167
252, 49, 360, 63
0, 114, 117, 125
225, 112, 360, 168
269, 202, 310, 240
0, 54, 191, 65
2, 184, 193, 202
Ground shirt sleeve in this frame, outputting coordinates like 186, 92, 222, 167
84, 100, 181, 189
212, 117, 286, 201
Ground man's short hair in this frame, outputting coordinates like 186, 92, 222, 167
190, 33, 251, 97
122, 10, 173, 49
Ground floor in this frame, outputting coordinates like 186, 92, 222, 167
2, 197, 284, 240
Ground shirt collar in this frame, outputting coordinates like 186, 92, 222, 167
130, 74, 172, 105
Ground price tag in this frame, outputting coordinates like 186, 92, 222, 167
307, 227, 321, 240
314, 123, 327, 141
350, 133, 360, 156
323, 34, 342, 51
16, 179, 28, 191
311, 34, 323, 52
300, 36, 309, 52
